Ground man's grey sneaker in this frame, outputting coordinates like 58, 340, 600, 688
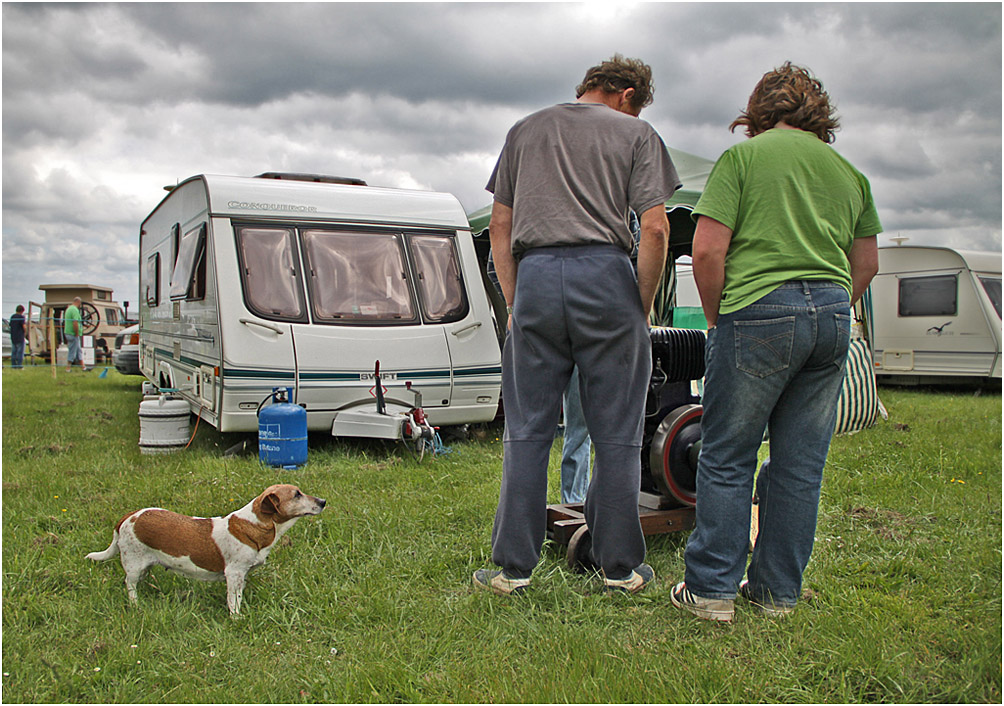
738, 579, 794, 617
670, 581, 735, 622
603, 563, 655, 594
472, 569, 531, 596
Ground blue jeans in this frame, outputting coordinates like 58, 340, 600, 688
66, 335, 83, 364
11, 340, 25, 368
560, 366, 591, 503
684, 281, 851, 606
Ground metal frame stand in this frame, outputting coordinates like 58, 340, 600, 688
546, 492, 696, 571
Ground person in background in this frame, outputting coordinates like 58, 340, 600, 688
671, 62, 881, 622
474, 55, 679, 596
63, 297, 86, 372
9, 305, 26, 369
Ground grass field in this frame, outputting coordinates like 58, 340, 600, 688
2, 364, 1001, 703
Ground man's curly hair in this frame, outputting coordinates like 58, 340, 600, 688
575, 54, 654, 112
730, 62, 840, 143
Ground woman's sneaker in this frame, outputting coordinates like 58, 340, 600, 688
670, 582, 735, 622
472, 569, 531, 596
738, 579, 794, 617
602, 563, 655, 594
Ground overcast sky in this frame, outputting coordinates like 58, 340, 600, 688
2, 2, 1001, 316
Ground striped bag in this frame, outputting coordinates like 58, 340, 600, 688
834, 338, 879, 435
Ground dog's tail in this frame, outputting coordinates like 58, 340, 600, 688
86, 530, 120, 561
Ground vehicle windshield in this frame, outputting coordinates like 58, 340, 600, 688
302, 229, 416, 322
235, 225, 469, 325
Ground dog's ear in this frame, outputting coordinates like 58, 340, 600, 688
260, 492, 281, 517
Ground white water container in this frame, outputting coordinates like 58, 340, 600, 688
138, 396, 191, 454
56, 345, 68, 368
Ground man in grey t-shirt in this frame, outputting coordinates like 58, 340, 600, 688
474, 55, 680, 596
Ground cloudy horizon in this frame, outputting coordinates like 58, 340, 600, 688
2, 2, 1001, 315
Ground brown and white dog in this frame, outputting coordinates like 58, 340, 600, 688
86, 484, 325, 615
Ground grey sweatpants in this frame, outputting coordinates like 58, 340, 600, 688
491, 244, 650, 579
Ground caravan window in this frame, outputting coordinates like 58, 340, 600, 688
170, 223, 207, 301
302, 229, 417, 323
979, 277, 1002, 318
236, 227, 307, 321
145, 253, 160, 306
409, 234, 468, 323
898, 274, 957, 317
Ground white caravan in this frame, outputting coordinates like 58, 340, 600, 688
139, 173, 502, 433
861, 245, 1001, 384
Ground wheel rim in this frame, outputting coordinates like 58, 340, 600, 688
648, 404, 702, 506
79, 302, 100, 335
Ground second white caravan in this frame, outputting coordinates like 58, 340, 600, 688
139, 173, 502, 433
862, 245, 1001, 384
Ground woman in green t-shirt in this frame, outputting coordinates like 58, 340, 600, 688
671, 63, 882, 622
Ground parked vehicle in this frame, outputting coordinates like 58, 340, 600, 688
138, 172, 502, 433
26, 284, 128, 362
113, 324, 141, 375
2, 319, 11, 359
860, 245, 1001, 385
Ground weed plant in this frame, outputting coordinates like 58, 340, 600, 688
2, 365, 1001, 703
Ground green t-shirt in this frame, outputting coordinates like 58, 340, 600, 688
64, 305, 82, 337
693, 128, 883, 314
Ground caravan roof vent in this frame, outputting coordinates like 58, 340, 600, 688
255, 172, 367, 186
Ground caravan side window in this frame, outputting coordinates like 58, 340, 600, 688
145, 253, 160, 306
170, 223, 207, 301
302, 229, 416, 323
979, 277, 1002, 318
898, 274, 957, 317
171, 223, 181, 266
409, 235, 468, 323
236, 226, 306, 321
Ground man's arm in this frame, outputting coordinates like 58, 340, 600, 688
848, 235, 879, 306
691, 215, 733, 328
489, 202, 517, 325
636, 205, 670, 317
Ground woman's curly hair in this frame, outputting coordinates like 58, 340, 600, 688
730, 62, 840, 143
575, 54, 654, 112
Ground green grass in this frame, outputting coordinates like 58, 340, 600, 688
2, 364, 1001, 703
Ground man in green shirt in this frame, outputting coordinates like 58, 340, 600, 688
671, 63, 881, 622
63, 297, 85, 371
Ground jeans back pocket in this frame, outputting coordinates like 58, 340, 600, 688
734, 316, 796, 378
832, 312, 852, 369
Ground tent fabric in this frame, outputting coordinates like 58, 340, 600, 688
834, 338, 879, 435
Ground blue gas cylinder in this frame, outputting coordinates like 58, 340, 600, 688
258, 387, 307, 469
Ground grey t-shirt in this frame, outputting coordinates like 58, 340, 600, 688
486, 102, 680, 257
